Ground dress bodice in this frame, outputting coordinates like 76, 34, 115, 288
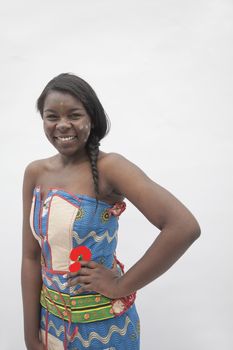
30, 186, 126, 295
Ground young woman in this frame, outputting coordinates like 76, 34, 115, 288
21, 73, 201, 350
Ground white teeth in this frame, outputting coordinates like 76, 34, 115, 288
57, 136, 76, 141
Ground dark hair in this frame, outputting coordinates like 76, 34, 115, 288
37, 73, 110, 201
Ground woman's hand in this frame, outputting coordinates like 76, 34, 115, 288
66, 260, 123, 299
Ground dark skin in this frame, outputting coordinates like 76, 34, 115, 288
21, 91, 201, 349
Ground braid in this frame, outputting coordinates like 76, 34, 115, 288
86, 134, 100, 205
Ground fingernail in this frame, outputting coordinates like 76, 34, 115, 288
63, 282, 68, 287
63, 274, 67, 278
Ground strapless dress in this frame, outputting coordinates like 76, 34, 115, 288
30, 186, 140, 350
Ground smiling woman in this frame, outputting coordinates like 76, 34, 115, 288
42, 91, 92, 156
21, 73, 200, 350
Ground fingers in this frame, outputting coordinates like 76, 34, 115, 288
67, 260, 98, 278
68, 275, 91, 287
65, 259, 105, 291
70, 266, 96, 278
68, 266, 99, 286
79, 267, 90, 275
74, 284, 92, 294
79, 260, 98, 269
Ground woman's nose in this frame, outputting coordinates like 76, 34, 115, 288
56, 118, 72, 131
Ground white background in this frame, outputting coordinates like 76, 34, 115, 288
0, 0, 232, 349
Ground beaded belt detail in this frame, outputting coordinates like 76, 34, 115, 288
40, 284, 136, 324
40, 285, 115, 323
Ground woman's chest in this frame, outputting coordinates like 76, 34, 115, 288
30, 186, 122, 270
31, 186, 120, 239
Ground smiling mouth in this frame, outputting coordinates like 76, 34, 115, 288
55, 136, 78, 142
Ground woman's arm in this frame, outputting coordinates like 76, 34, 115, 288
104, 153, 201, 297
21, 162, 44, 350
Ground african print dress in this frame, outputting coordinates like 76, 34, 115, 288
30, 186, 140, 350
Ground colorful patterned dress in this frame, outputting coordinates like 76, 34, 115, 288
30, 186, 140, 350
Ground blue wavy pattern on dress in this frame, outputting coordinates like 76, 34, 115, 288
41, 304, 140, 349
32, 187, 140, 349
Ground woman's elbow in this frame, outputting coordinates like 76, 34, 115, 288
172, 213, 201, 243
186, 218, 201, 242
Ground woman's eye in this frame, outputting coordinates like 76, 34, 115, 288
69, 114, 81, 119
45, 115, 58, 120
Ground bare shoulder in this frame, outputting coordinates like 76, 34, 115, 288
24, 159, 43, 177
23, 157, 52, 196
98, 152, 151, 196
24, 156, 57, 184
98, 152, 149, 182
99, 152, 200, 233
98, 151, 150, 200
24, 160, 41, 186
98, 152, 138, 173
99, 152, 128, 162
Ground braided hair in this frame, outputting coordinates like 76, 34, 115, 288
37, 73, 110, 204
86, 133, 100, 196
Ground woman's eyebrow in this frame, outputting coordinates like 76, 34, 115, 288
68, 108, 84, 112
44, 109, 57, 113
44, 108, 84, 113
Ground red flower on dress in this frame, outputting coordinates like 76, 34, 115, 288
69, 246, 92, 272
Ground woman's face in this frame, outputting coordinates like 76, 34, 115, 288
42, 90, 92, 156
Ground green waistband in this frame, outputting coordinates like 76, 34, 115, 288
40, 285, 115, 323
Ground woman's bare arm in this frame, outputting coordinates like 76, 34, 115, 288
104, 153, 201, 296
21, 162, 44, 350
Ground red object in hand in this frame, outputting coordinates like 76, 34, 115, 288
69, 246, 92, 272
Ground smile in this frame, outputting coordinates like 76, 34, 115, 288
55, 136, 77, 142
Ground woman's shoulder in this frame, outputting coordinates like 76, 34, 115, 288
98, 151, 133, 181
98, 151, 152, 202
98, 151, 140, 177
98, 151, 127, 167
97, 152, 144, 200
97, 152, 130, 200
24, 156, 57, 181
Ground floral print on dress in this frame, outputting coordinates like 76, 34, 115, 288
101, 209, 111, 223
111, 300, 125, 314
75, 207, 85, 220
101, 202, 126, 223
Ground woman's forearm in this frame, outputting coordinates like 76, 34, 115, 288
21, 256, 43, 349
118, 224, 201, 297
